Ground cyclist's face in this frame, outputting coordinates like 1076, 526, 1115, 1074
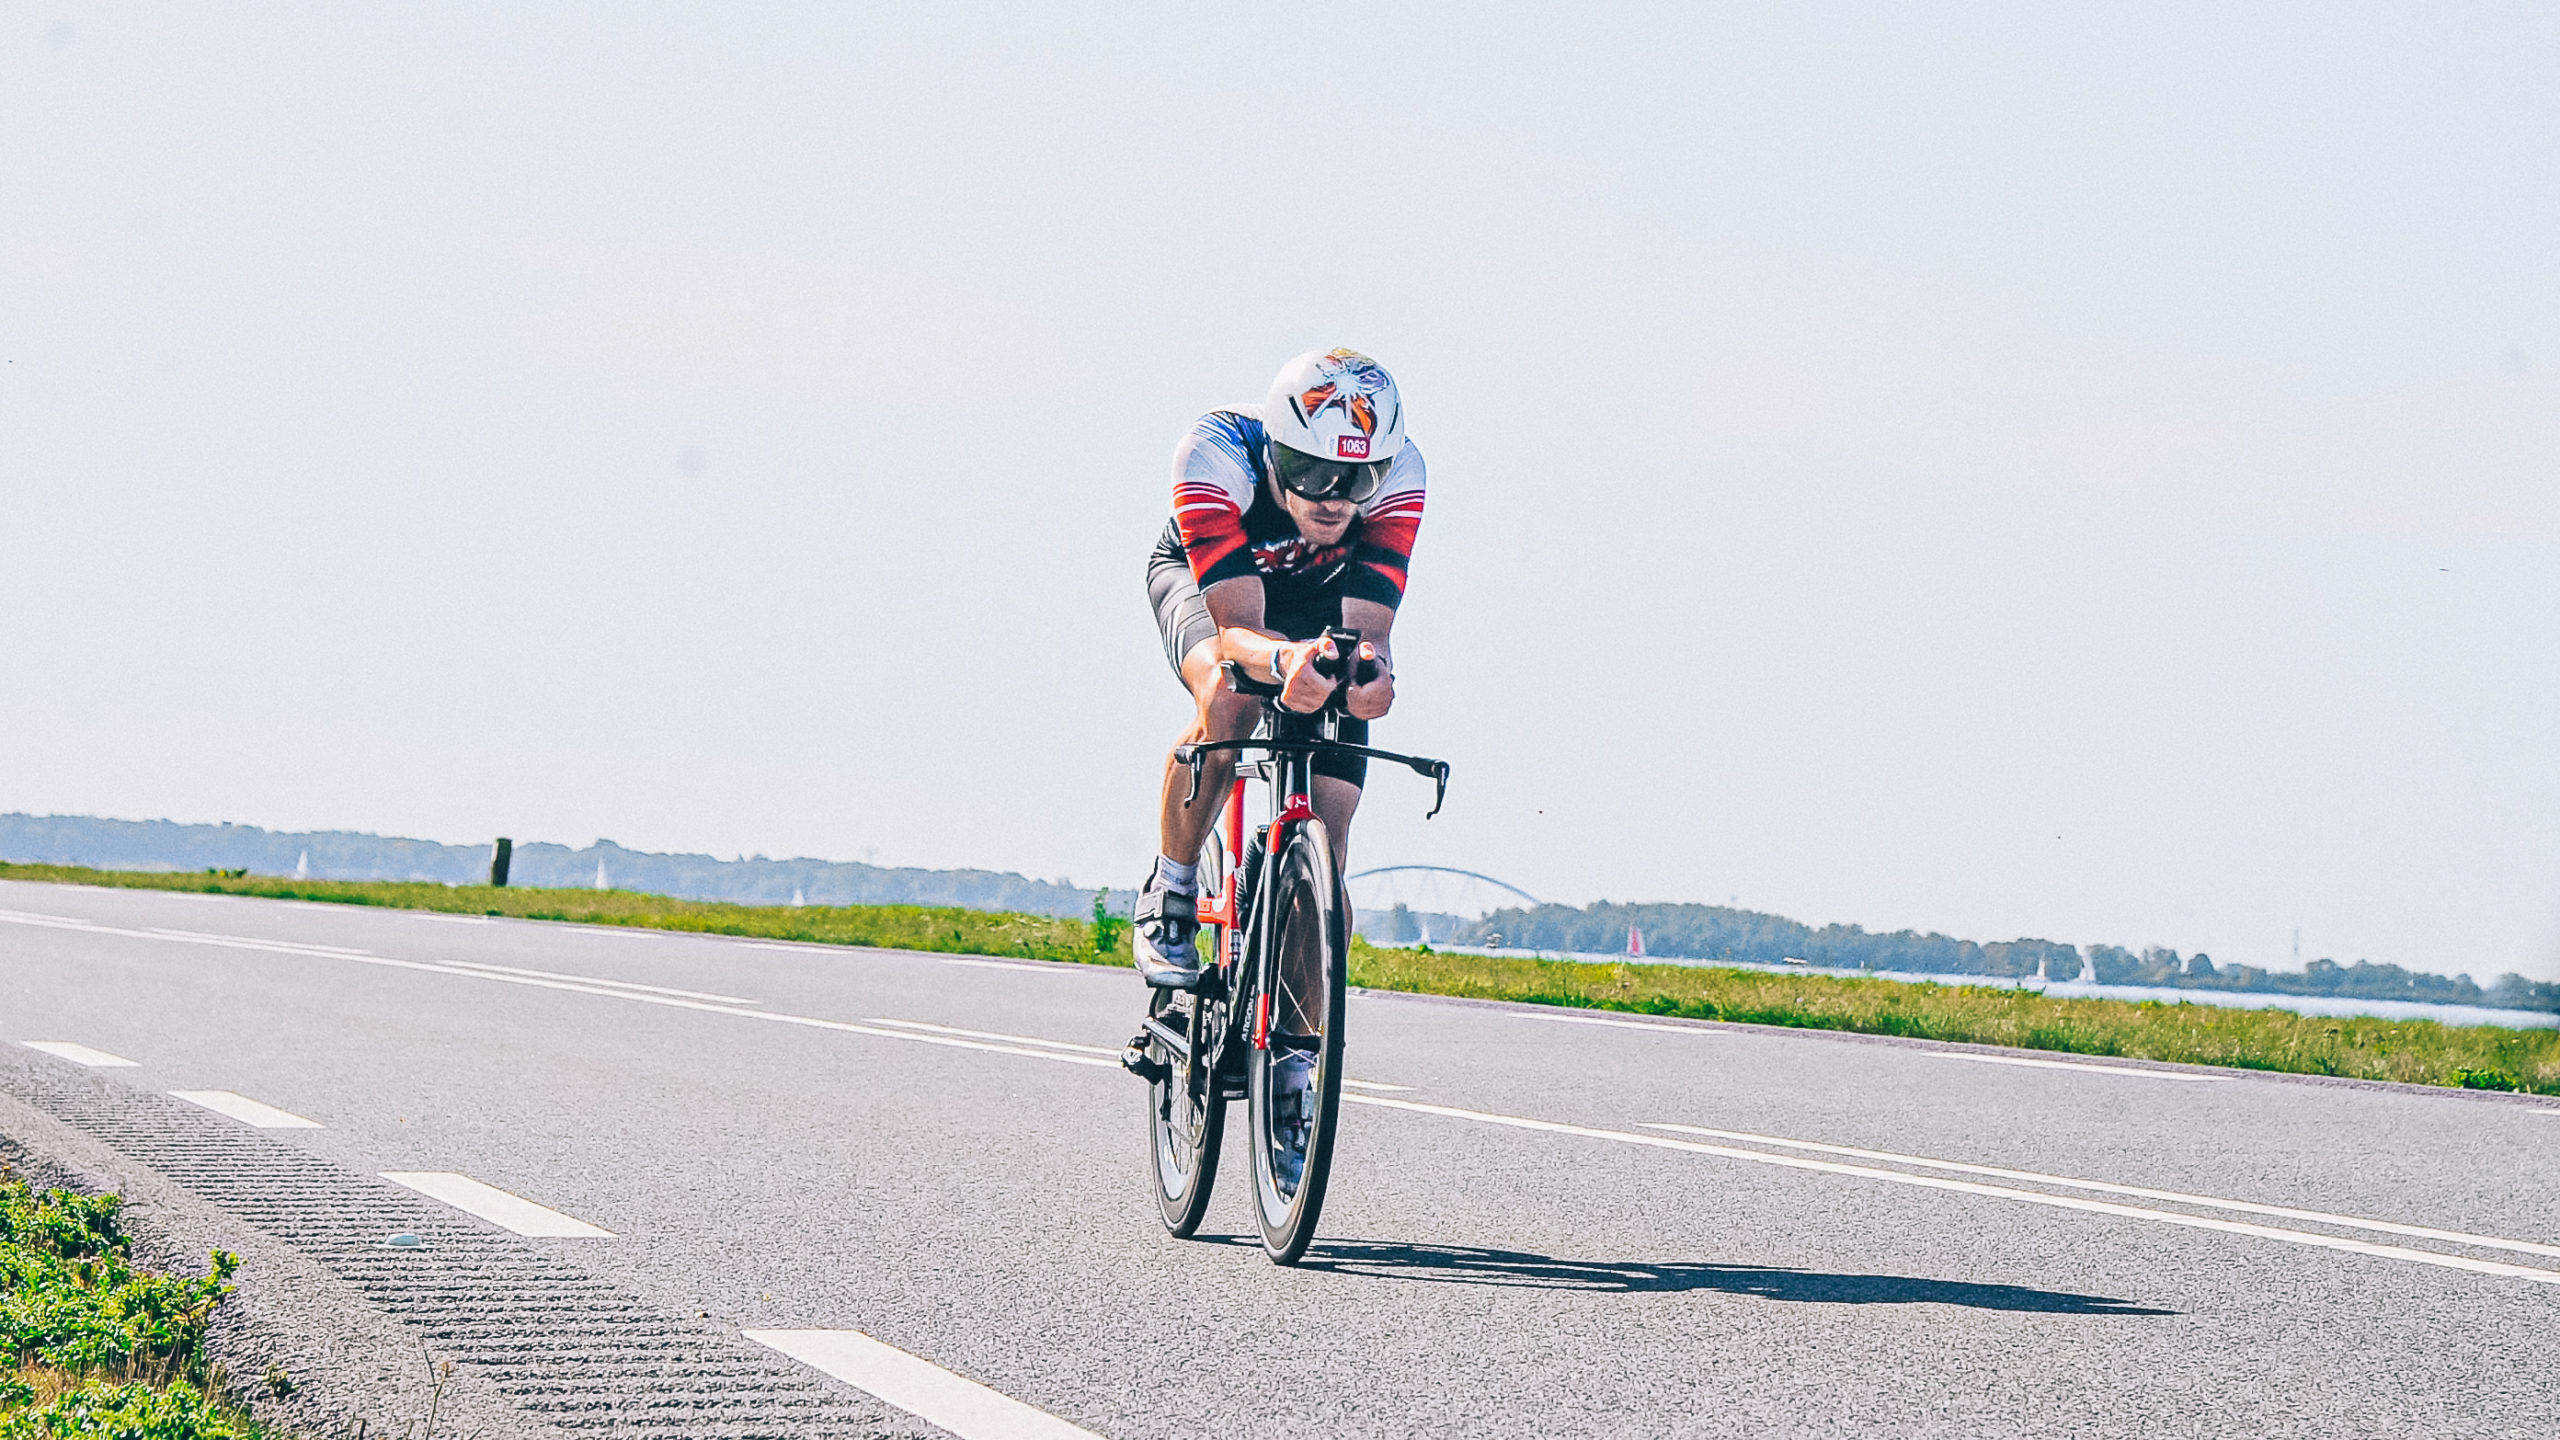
1274, 482, 1358, 544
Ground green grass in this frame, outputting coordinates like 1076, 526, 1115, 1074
0, 1177, 270, 1438
11, 861, 2559, 1095
0, 862, 1106, 965
1348, 946, 2560, 1094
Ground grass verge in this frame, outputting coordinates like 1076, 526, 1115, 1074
0, 1175, 269, 1438
0, 862, 1100, 965
10, 861, 2557, 1096
1347, 946, 2560, 1095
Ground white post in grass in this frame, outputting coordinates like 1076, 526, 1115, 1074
294, 850, 309, 879
594, 858, 609, 891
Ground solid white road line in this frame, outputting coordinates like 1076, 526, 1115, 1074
941, 958, 1095, 974
1515, 1008, 2221, 1081
744, 1330, 1103, 1440
860, 1018, 1409, 1092
439, 959, 760, 1005
862, 1018, 1123, 1057
21, 1041, 138, 1067
1343, 1094, 2560, 1286
1641, 1123, 2560, 1261
1929, 1051, 2218, 1082
170, 1089, 321, 1128
410, 914, 495, 924
1518, 1011, 1722, 1035
145, 926, 375, 958
379, 1172, 614, 1237
0, 910, 1114, 1067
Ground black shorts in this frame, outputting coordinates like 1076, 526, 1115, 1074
1147, 520, 1369, 788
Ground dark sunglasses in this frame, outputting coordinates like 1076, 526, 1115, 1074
1268, 444, 1389, 503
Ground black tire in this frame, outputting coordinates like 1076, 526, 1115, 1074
1148, 818, 1232, 1236
1246, 821, 1348, 1264
1149, 987, 1226, 1236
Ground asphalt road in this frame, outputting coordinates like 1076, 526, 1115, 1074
2, 878, 2552, 1438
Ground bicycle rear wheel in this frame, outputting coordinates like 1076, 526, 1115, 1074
1148, 817, 1232, 1235
1246, 820, 1348, 1263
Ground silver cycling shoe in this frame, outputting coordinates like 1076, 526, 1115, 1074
1131, 876, 1203, 990
1267, 1050, 1318, 1190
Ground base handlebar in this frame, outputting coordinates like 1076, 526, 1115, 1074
1172, 736, 1451, 819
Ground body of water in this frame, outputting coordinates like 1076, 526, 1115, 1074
1416, 945, 2559, 1030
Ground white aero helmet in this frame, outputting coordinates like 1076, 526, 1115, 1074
1263, 348, 1406, 466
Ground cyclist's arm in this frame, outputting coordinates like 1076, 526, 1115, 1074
1202, 577, 1292, 682
1341, 598, 1395, 721
1340, 598, 1395, 671
1203, 581, 1397, 719
1202, 580, 1337, 713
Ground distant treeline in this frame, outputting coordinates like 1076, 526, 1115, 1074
0, 814, 1131, 918
1453, 901, 2560, 1014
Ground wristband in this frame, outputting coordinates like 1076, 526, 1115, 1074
1269, 645, 1290, 684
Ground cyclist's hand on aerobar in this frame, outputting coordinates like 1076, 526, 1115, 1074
1275, 638, 1337, 714
1344, 641, 1393, 720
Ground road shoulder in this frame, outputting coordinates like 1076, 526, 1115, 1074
0, 1067, 556, 1439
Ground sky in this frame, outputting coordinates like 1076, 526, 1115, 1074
4, 4, 2555, 980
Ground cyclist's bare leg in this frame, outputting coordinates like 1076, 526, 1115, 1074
1158, 636, 1260, 865
1312, 776, 1361, 874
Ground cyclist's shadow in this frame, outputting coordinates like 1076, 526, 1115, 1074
1200, 1237, 2175, 1315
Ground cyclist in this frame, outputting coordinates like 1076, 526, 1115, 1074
1133, 348, 1426, 987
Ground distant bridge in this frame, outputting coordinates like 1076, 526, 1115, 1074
1344, 865, 1542, 918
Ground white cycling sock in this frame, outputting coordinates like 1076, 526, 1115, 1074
1153, 856, 1198, 894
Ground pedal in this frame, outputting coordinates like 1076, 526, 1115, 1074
1120, 1036, 1170, 1085
1137, 960, 1206, 991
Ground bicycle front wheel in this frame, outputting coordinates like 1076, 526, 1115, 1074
1245, 819, 1348, 1264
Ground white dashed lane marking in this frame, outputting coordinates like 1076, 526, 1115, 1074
21, 1041, 138, 1067
379, 1172, 615, 1237
746, 1330, 1104, 1440
170, 1089, 321, 1128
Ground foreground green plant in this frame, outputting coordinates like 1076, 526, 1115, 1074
10, 861, 2557, 1095
0, 1378, 252, 1439
0, 1178, 268, 1438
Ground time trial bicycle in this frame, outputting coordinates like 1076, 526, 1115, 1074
1120, 627, 1450, 1263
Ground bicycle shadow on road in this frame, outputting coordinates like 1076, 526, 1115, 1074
1201, 1237, 2175, 1315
